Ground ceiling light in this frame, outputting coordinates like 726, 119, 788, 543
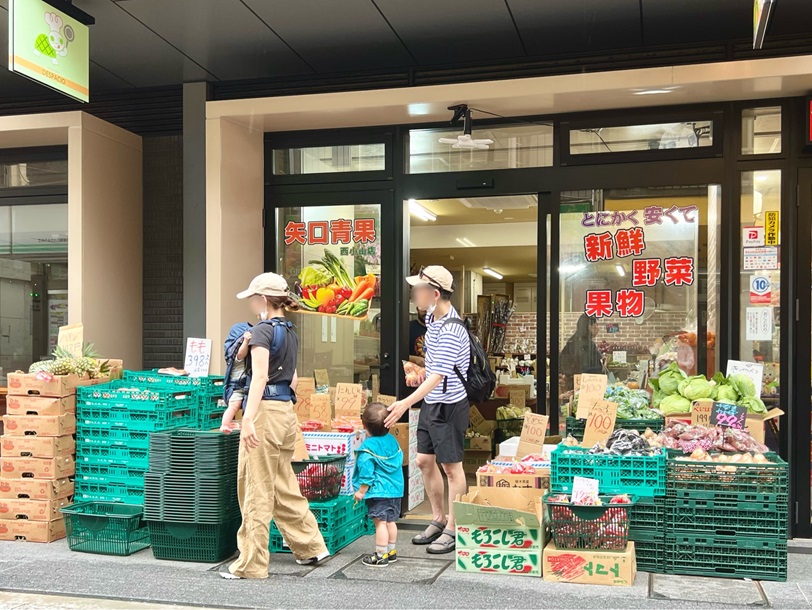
455, 237, 476, 248
616, 265, 626, 277
483, 267, 503, 280
408, 199, 436, 222
756, 174, 769, 182
634, 89, 674, 96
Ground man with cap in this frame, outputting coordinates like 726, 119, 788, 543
384, 266, 470, 554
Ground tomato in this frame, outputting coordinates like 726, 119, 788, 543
610, 494, 632, 504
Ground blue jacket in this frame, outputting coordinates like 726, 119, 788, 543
352, 434, 404, 499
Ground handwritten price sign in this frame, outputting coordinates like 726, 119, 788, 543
691, 401, 712, 427
58, 324, 84, 358
581, 399, 618, 447
295, 378, 316, 423
575, 374, 608, 419
184, 338, 212, 378
335, 383, 365, 417
710, 402, 747, 430
309, 394, 332, 426
517, 413, 549, 456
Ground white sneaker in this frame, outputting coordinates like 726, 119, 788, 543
296, 550, 331, 566
219, 570, 242, 580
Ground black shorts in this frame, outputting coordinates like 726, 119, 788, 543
366, 497, 401, 522
416, 398, 470, 465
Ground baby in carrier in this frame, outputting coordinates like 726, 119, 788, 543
220, 322, 252, 433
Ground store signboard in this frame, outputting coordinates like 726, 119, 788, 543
8, 0, 90, 102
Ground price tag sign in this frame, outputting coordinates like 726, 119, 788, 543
314, 369, 330, 388
710, 402, 748, 430
581, 400, 618, 447
184, 338, 212, 378
309, 394, 332, 426
509, 390, 526, 408
516, 413, 549, 457
58, 324, 84, 358
726, 360, 764, 399
376, 394, 396, 407
295, 377, 316, 422
691, 401, 713, 427
575, 374, 608, 419
335, 383, 365, 417
571, 476, 600, 505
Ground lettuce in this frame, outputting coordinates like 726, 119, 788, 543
715, 384, 739, 403
728, 374, 756, 399
660, 394, 692, 415
738, 396, 767, 414
656, 362, 688, 395
678, 375, 714, 401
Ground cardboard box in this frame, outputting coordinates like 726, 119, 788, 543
2, 413, 77, 437
462, 450, 492, 474
407, 472, 425, 511
746, 409, 783, 444
455, 487, 546, 552
6, 395, 76, 416
0, 477, 74, 500
7, 372, 91, 398
477, 468, 551, 490
1, 456, 75, 479
303, 430, 366, 458
542, 541, 637, 586
456, 548, 542, 577
0, 518, 66, 542
0, 497, 72, 521
391, 423, 410, 466
1, 435, 75, 458
464, 435, 493, 452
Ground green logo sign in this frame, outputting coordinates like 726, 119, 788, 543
9, 0, 90, 102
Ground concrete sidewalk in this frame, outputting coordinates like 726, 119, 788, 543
0, 534, 809, 609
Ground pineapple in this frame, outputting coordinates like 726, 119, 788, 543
28, 360, 53, 374
50, 358, 75, 376
45, 343, 109, 379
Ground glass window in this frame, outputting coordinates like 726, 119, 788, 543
557, 186, 721, 430
741, 107, 782, 155
277, 204, 381, 385
739, 170, 781, 432
408, 124, 553, 174
0, 159, 68, 188
272, 144, 385, 176
569, 121, 713, 155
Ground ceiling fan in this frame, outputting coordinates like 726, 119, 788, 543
439, 104, 493, 150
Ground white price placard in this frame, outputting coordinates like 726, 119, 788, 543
184, 338, 212, 378
571, 476, 600, 505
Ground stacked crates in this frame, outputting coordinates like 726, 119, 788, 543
628, 497, 667, 573
144, 429, 241, 563
75, 382, 199, 505
565, 417, 664, 442
664, 450, 788, 581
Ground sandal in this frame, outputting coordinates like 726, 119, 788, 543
411, 520, 447, 545
426, 529, 456, 554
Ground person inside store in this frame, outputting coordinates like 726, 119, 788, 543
384, 265, 470, 555
221, 272, 329, 580
409, 306, 427, 363
560, 314, 604, 388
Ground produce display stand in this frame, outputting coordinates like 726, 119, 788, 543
565, 416, 664, 442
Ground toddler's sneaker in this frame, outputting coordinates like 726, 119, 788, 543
362, 552, 389, 567
384, 549, 398, 563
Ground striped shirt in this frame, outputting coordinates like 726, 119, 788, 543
424, 305, 470, 404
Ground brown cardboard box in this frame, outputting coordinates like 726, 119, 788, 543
477, 469, 551, 490
746, 409, 783, 444
7, 372, 91, 397
1, 435, 75, 458
0, 518, 66, 542
543, 541, 637, 586
6, 395, 76, 416
0, 477, 74, 500
464, 435, 493, 452
1, 456, 75, 479
0, 497, 71, 521
391, 423, 410, 466
2, 413, 76, 437
462, 451, 491, 474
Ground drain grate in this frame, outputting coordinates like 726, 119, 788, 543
330, 556, 452, 585
649, 573, 769, 606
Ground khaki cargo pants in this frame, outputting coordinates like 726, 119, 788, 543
228, 399, 327, 579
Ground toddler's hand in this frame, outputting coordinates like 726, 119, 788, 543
354, 490, 365, 502
243, 331, 252, 341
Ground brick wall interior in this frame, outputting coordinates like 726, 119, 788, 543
142, 135, 184, 368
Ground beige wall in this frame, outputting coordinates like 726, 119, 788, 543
206, 117, 264, 374
0, 112, 142, 370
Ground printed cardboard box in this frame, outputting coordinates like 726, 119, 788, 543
391, 423, 410, 466
476, 469, 551, 490
7, 372, 91, 398
6, 395, 76, 416
1, 435, 75, 458
455, 487, 546, 553
746, 409, 783, 444
0, 518, 66, 542
0, 456, 75, 480
542, 541, 637, 586
303, 430, 366, 459
0, 497, 72, 521
462, 450, 492, 474
464, 435, 493, 452
0, 477, 74, 500
456, 548, 542, 577
407, 472, 425, 511
2, 413, 76, 437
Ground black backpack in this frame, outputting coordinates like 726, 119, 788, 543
441, 318, 497, 403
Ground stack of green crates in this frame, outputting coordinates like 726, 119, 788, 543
75, 382, 200, 505
565, 416, 664, 442
269, 495, 372, 555
664, 450, 788, 581
628, 497, 667, 573
144, 429, 242, 563
122, 371, 226, 430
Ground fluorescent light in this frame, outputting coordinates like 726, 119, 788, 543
455, 237, 476, 247
633, 89, 674, 96
409, 199, 436, 222
616, 265, 626, 277
483, 267, 503, 280
756, 174, 769, 182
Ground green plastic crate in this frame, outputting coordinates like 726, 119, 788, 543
665, 534, 787, 581
76, 444, 150, 470
269, 514, 372, 554
631, 530, 666, 574
148, 519, 240, 563
666, 497, 788, 538
629, 496, 667, 536
551, 445, 666, 497
78, 381, 199, 409
545, 495, 637, 550
74, 480, 145, 505
565, 416, 664, 441
61, 502, 150, 556
122, 371, 225, 396
77, 403, 198, 431
271, 495, 366, 535
76, 490, 145, 505
143, 472, 239, 523
76, 462, 148, 481
293, 455, 347, 502
666, 451, 788, 502
76, 425, 151, 448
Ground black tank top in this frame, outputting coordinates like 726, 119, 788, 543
249, 318, 298, 384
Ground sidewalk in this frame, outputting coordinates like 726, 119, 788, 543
0, 533, 810, 609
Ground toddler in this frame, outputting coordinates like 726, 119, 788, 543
220, 322, 252, 434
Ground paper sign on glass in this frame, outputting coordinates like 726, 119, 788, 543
575, 374, 608, 419
581, 400, 618, 447
184, 338, 212, 378
571, 476, 600, 505
726, 360, 764, 399
57, 324, 83, 358
745, 307, 773, 341
335, 383, 365, 417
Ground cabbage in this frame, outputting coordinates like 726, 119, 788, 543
714, 384, 739, 403
651, 390, 666, 409
656, 362, 688, 395
299, 265, 332, 287
660, 394, 691, 415
738, 396, 767, 414
728, 374, 756, 399
677, 375, 714, 401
